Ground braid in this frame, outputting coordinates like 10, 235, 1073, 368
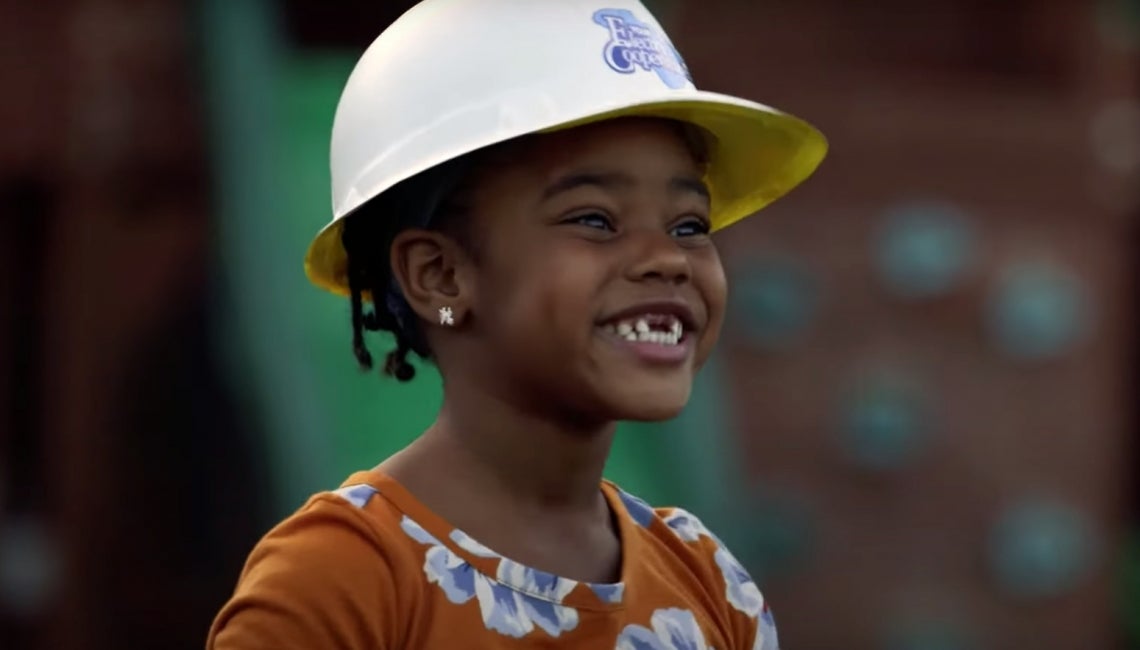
338, 144, 494, 382
384, 337, 416, 381
343, 211, 420, 382
347, 254, 387, 371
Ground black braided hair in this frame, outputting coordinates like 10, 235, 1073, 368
340, 154, 480, 382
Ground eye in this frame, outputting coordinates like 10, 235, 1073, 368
669, 216, 711, 238
563, 211, 615, 231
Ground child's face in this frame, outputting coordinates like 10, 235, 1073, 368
461, 118, 726, 422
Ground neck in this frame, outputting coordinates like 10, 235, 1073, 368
413, 382, 617, 514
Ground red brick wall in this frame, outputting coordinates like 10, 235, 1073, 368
669, 1, 1135, 648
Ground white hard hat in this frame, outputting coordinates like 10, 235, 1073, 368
305, 0, 828, 296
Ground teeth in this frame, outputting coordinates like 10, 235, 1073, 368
630, 330, 680, 345
604, 314, 686, 346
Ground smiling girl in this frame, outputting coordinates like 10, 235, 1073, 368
208, 1, 826, 648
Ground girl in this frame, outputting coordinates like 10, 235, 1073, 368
208, 1, 826, 648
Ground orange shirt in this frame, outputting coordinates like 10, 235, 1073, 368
208, 471, 779, 649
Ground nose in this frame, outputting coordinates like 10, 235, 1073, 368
624, 228, 691, 285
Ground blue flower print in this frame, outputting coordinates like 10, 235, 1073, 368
662, 508, 711, 543
618, 489, 657, 527
714, 547, 763, 618
497, 557, 576, 603
663, 509, 767, 618
401, 517, 479, 605
332, 484, 379, 509
449, 529, 498, 558
615, 608, 711, 650
401, 517, 580, 638
471, 569, 579, 638
450, 530, 578, 603
753, 607, 779, 650
590, 582, 625, 604
453, 524, 625, 607
450, 528, 579, 635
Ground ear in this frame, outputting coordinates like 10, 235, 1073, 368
389, 229, 472, 326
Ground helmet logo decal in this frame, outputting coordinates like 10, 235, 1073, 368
592, 8, 692, 90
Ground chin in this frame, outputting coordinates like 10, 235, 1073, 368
606, 384, 692, 422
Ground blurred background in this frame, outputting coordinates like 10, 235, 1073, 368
1, 0, 1138, 648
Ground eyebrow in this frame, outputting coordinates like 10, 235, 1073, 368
540, 171, 710, 203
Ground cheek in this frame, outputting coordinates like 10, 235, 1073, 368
708, 264, 728, 322
478, 246, 602, 337
535, 249, 610, 334
696, 255, 728, 349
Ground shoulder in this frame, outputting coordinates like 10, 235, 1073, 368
608, 483, 780, 650
608, 483, 728, 555
247, 482, 420, 575
208, 481, 416, 649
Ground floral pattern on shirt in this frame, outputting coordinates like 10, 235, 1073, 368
590, 582, 626, 604
400, 516, 580, 638
662, 507, 779, 649
618, 488, 657, 528
450, 529, 580, 604
615, 607, 711, 650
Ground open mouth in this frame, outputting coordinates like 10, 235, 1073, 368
600, 313, 685, 346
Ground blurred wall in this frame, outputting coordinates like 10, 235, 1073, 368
1, 2, 270, 648
664, 1, 1138, 648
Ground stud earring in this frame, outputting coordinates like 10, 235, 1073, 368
439, 306, 455, 326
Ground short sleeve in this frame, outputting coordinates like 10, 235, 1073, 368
207, 494, 400, 650
705, 536, 780, 650
658, 506, 780, 650
714, 541, 779, 650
